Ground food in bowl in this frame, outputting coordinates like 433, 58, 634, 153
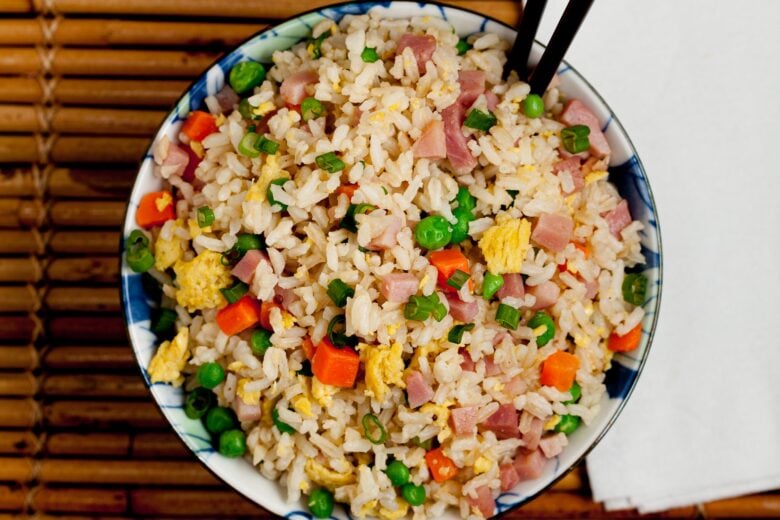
126, 12, 647, 519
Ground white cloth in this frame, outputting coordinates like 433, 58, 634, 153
535, 0, 780, 513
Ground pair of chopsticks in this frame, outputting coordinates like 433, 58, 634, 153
505, 0, 594, 93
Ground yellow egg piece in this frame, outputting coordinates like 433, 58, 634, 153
153, 220, 184, 271
236, 378, 261, 405
147, 327, 189, 387
173, 249, 232, 312
291, 395, 314, 418
311, 377, 339, 407
245, 154, 286, 203
304, 459, 356, 490
378, 499, 409, 520
362, 342, 406, 403
478, 215, 531, 274
473, 456, 492, 475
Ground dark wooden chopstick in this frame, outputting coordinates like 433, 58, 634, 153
528, 0, 594, 94
505, 0, 547, 81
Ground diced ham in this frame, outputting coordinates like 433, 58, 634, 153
553, 157, 585, 194
442, 102, 477, 174
450, 406, 478, 436
485, 90, 499, 111
380, 273, 419, 303
233, 396, 262, 423
368, 216, 403, 250
412, 120, 447, 159
214, 85, 240, 113
559, 99, 611, 159
584, 279, 599, 299
505, 374, 527, 396
513, 448, 546, 481
527, 281, 560, 310
274, 285, 299, 309
468, 486, 495, 518
280, 70, 318, 105
522, 417, 544, 451
456, 70, 485, 107
396, 33, 437, 73
446, 294, 478, 322
531, 213, 573, 253
539, 432, 568, 458
602, 199, 632, 238
499, 463, 521, 491
482, 403, 519, 439
162, 143, 190, 179
405, 370, 434, 408
180, 144, 201, 182
492, 331, 509, 346
230, 249, 266, 284
459, 348, 475, 372
496, 273, 524, 301
484, 355, 501, 377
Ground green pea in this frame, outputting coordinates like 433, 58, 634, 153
413, 215, 452, 250
385, 460, 410, 487
196, 362, 225, 389
449, 207, 475, 244
454, 186, 476, 212
401, 482, 426, 506
229, 61, 266, 95
528, 311, 555, 346
184, 387, 215, 420
250, 328, 272, 356
204, 406, 238, 435
555, 414, 582, 434
482, 272, 504, 300
564, 381, 581, 404
523, 93, 545, 118
307, 488, 334, 519
218, 429, 247, 458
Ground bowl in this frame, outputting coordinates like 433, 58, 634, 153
120, 1, 662, 517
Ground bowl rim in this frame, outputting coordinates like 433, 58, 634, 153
119, 1, 663, 517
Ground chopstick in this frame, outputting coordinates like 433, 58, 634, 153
504, 0, 594, 93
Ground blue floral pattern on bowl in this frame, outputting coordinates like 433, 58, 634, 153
120, 2, 662, 517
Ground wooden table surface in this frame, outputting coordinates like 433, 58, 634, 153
0, 0, 777, 517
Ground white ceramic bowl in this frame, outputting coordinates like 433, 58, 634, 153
121, 2, 662, 517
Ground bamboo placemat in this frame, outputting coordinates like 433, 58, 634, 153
0, 1, 776, 518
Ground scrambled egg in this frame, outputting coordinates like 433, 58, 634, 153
420, 402, 453, 442
281, 311, 296, 329
585, 170, 608, 185
359, 500, 379, 518
173, 250, 232, 312
227, 361, 245, 372
291, 395, 314, 418
361, 342, 406, 403
311, 377, 339, 407
478, 214, 532, 274
215, 114, 226, 127
408, 341, 446, 370
378, 499, 409, 520
154, 219, 184, 271
190, 141, 205, 159
147, 327, 189, 386
155, 191, 173, 212
544, 415, 561, 430
236, 378, 260, 405
473, 456, 492, 475
305, 459, 356, 490
261, 397, 277, 426
187, 218, 209, 239
245, 154, 287, 203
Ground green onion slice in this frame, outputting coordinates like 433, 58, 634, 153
495, 303, 520, 330
256, 136, 280, 155
561, 124, 590, 154
315, 152, 346, 173
361, 413, 387, 444
622, 273, 648, 306
238, 132, 261, 158
196, 206, 214, 228
150, 307, 177, 334
463, 109, 497, 132
327, 315, 357, 347
448, 323, 475, 344
308, 29, 331, 59
340, 203, 375, 232
456, 39, 472, 56
126, 229, 155, 273
446, 269, 470, 290
301, 97, 325, 122
220, 282, 249, 304
327, 279, 354, 307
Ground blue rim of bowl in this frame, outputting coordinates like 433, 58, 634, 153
118, 1, 663, 517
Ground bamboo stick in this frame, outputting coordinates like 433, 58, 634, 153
42, 345, 134, 370
0, 48, 221, 77
0, 485, 26, 513
44, 287, 120, 312
46, 256, 118, 283
0, 345, 38, 370
0, 78, 39, 104
0, 78, 189, 107
0, 106, 165, 135
132, 432, 191, 459
130, 488, 267, 517
0, 199, 46, 227
52, 136, 150, 164
0, 19, 263, 47
32, 486, 128, 515
0, 167, 40, 197
49, 200, 126, 227
0, 314, 41, 343
0, 257, 42, 282
0, 399, 39, 428
47, 315, 126, 343
0, 230, 45, 254
48, 167, 136, 199
44, 400, 165, 429
0, 430, 38, 455
43, 374, 147, 398
46, 432, 130, 457
49, 230, 119, 254
0, 285, 40, 312
1, 431, 190, 459
0, 0, 29, 12
0, 372, 38, 396
34, 459, 218, 486
704, 494, 780, 518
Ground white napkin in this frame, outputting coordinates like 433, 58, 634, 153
535, 0, 780, 512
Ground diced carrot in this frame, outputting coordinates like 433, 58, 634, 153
285, 103, 301, 113
135, 190, 175, 229
608, 323, 643, 352
425, 447, 458, 483
181, 110, 217, 142
301, 337, 317, 361
540, 351, 580, 392
259, 301, 280, 331
428, 249, 473, 294
311, 338, 359, 388
336, 184, 359, 200
216, 295, 261, 336
573, 242, 591, 259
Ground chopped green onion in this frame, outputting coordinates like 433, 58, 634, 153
267, 177, 290, 210
528, 310, 555, 346
197, 362, 226, 389
308, 29, 331, 59
228, 61, 266, 95
196, 206, 214, 228
430, 301, 447, 322
482, 272, 504, 300
455, 38, 472, 55
446, 269, 470, 290
220, 282, 248, 304
220, 247, 242, 267
301, 96, 325, 121
238, 132, 260, 158
361, 413, 387, 444
403, 296, 430, 321
523, 93, 545, 118
235, 233, 265, 255
361, 47, 380, 63
250, 328, 272, 356
339, 203, 374, 232
327, 279, 354, 307
448, 323, 474, 344
564, 381, 581, 405
495, 303, 520, 330
414, 215, 452, 250
561, 124, 590, 154
247, 124, 256, 133
255, 136, 280, 155
555, 414, 582, 434
327, 315, 357, 347
463, 108, 497, 132
126, 229, 154, 273
411, 435, 434, 450
150, 307, 177, 335
238, 98, 258, 120
622, 273, 648, 306
184, 387, 215, 420
272, 408, 296, 434
296, 359, 313, 377
315, 152, 345, 173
